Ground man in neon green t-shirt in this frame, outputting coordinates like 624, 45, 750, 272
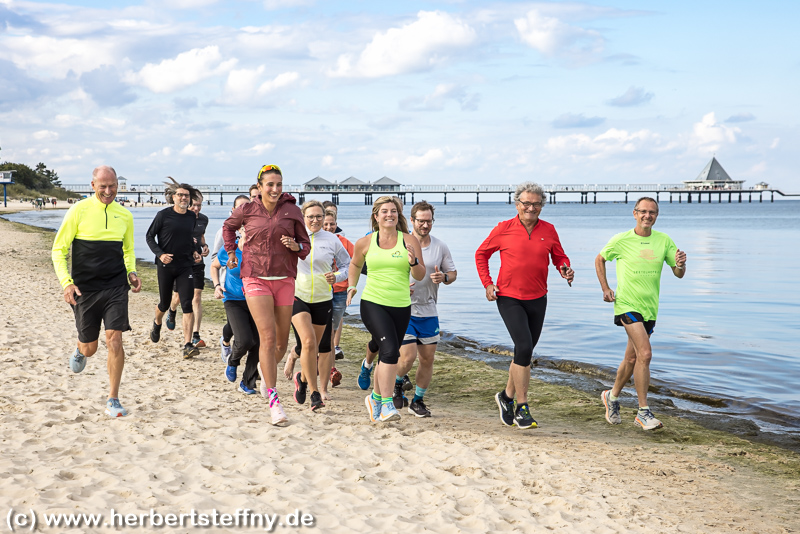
595, 197, 687, 431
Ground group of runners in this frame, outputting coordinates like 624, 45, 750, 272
52, 164, 686, 431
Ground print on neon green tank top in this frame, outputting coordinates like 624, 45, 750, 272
361, 231, 412, 307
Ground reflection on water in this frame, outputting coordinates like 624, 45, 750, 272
5, 200, 800, 431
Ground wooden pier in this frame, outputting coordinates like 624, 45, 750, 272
61, 183, 798, 205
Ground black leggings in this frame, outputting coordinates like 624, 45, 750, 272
157, 262, 194, 313
360, 300, 411, 365
224, 300, 259, 390
497, 295, 547, 367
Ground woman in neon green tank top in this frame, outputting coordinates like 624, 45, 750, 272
347, 196, 426, 423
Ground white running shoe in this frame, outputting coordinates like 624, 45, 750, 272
635, 408, 663, 430
220, 336, 232, 364
270, 399, 288, 426
601, 390, 622, 425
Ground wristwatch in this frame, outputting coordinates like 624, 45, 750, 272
409, 257, 419, 267
444, 273, 449, 283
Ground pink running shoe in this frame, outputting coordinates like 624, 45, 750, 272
270, 399, 288, 426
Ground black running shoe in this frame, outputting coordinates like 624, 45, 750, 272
150, 322, 161, 343
495, 391, 515, 427
514, 403, 538, 429
392, 381, 407, 409
402, 374, 413, 392
294, 372, 307, 404
408, 399, 431, 418
183, 343, 199, 359
310, 391, 324, 411
165, 309, 176, 330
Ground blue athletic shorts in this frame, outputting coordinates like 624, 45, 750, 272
402, 316, 440, 345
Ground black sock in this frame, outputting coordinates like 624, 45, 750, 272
500, 390, 512, 403
193, 331, 199, 338
184, 342, 194, 349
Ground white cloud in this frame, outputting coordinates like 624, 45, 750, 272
32, 130, 59, 141
770, 138, 780, 149
126, 46, 237, 93
515, 9, 604, 63
384, 148, 444, 170
263, 0, 314, 10
1, 35, 118, 77
329, 11, 476, 78
399, 83, 480, 112
607, 86, 654, 107
258, 71, 299, 93
544, 128, 663, 159
321, 155, 333, 167
690, 112, 740, 153
180, 143, 205, 156
163, 0, 220, 7
247, 143, 275, 155
220, 68, 299, 104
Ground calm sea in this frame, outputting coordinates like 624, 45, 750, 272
6, 199, 799, 435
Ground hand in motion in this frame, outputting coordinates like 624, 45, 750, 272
226, 254, 238, 269
281, 235, 299, 252
407, 242, 417, 265
324, 271, 337, 285
159, 253, 173, 265
201, 244, 210, 257
675, 249, 687, 268
409, 281, 415, 296
430, 266, 445, 284
214, 285, 224, 299
560, 264, 574, 286
602, 288, 616, 302
193, 251, 202, 264
346, 287, 357, 306
485, 284, 498, 302
129, 273, 142, 293
63, 284, 82, 305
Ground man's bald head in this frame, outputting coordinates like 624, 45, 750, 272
91, 165, 119, 205
93, 165, 117, 181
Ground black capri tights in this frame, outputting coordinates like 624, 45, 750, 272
224, 300, 259, 390
157, 263, 194, 313
496, 295, 547, 367
360, 300, 411, 365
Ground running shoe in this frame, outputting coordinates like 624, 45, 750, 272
238, 381, 256, 395
494, 391, 515, 427
293, 372, 307, 404
514, 403, 538, 429
379, 402, 401, 423
225, 365, 237, 382
165, 309, 176, 330
220, 336, 232, 364
334, 346, 344, 360
357, 359, 373, 390
193, 337, 206, 348
364, 395, 381, 422
269, 399, 288, 426
69, 348, 86, 373
330, 367, 342, 388
392, 382, 407, 410
310, 391, 324, 411
601, 390, 622, 425
635, 408, 664, 430
104, 398, 128, 418
402, 374, 413, 392
408, 399, 431, 418
150, 322, 161, 343
183, 343, 199, 359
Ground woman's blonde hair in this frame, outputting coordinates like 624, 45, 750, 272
370, 195, 408, 233
301, 200, 325, 215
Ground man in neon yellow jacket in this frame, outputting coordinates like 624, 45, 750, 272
52, 165, 142, 417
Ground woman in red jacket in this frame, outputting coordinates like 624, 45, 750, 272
222, 165, 310, 426
475, 181, 574, 430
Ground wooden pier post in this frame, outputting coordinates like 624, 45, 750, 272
476, 192, 480, 205
444, 192, 447, 205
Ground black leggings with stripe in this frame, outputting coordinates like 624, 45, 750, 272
496, 295, 547, 367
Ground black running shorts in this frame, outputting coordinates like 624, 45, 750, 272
614, 311, 656, 335
71, 285, 131, 343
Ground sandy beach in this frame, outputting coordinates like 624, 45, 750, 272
1, 216, 798, 534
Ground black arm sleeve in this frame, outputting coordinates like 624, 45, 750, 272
146, 210, 165, 257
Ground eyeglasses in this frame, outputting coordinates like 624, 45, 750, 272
414, 219, 434, 226
174, 193, 190, 198
634, 209, 658, 216
305, 214, 323, 220
258, 164, 282, 177
517, 201, 543, 209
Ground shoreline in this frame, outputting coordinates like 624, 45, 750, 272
4, 209, 799, 450
1, 215, 799, 532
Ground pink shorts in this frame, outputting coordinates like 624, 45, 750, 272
242, 277, 295, 306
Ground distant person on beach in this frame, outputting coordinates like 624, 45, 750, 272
51, 165, 141, 417
595, 197, 687, 431
210, 225, 260, 395
323, 208, 353, 373
146, 178, 202, 359
222, 164, 310, 426
165, 192, 209, 348
249, 184, 259, 201
392, 200, 457, 418
347, 196, 426, 423
476, 181, 574, 429
212, 195, 250, 361
283, 200, 351, 411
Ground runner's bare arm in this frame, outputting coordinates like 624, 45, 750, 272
671, 249, 687, 278
595, 254, 615, 302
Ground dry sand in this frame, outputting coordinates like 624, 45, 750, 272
0, 218, 797, 533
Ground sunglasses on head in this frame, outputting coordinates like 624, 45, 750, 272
258, 164, 282, 178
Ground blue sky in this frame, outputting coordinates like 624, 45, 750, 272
0, 0, 797, 190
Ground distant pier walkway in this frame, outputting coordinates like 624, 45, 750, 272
62, 183, 798, 205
